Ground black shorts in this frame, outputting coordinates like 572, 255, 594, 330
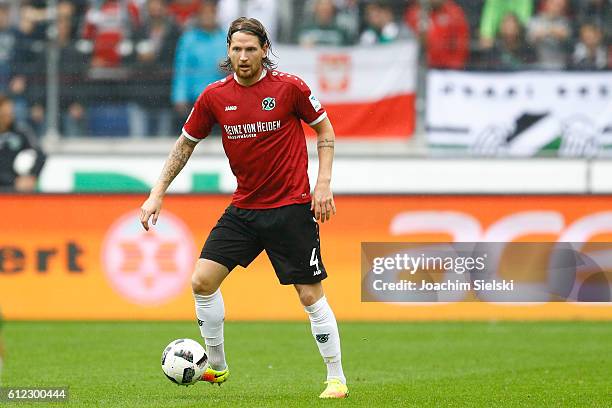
200, 203, 327, 285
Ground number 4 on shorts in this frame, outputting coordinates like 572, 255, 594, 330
310, 247, 321, 275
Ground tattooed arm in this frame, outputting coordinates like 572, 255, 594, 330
310, 116, 336, 223
140, 136, 197, 230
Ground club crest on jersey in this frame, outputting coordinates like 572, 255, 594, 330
261, 97, 276, 111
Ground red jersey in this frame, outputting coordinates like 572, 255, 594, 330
182, 70, 327, 209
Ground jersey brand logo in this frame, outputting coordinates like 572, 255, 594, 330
309, 94, 322, 112
225, 105, 238, 111
261, 97, 276, 111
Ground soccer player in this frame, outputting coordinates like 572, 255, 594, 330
140, 17, 348, 399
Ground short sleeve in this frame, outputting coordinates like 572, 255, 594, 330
182, 92, 216, 142
293, 79, 327, 127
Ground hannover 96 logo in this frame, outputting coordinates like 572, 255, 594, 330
262, 97, 276, 111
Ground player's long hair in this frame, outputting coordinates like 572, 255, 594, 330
220, 17, 277, 73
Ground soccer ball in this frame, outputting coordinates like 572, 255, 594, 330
161, 339, 208, 386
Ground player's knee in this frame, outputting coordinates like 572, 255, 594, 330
298, 290, 320, 307
191, 272, 218, 295
295, 283, 324, 307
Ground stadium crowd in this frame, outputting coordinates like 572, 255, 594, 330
0, 0, 610, 137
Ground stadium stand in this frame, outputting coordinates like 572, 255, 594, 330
2, 0, 608, 147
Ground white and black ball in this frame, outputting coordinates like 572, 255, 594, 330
161, 339, 208, 386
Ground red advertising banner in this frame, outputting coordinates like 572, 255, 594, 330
1, 195, 611, 320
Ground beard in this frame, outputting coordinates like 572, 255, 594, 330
233, 60, 262, 79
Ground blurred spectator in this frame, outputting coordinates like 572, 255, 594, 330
14, 3, 46, 127
482, 13, 535, 69
218, 0, 279, 41
130, 0, 181, 137
25, 4, 89, 137
171, 0, 225, 123
360, 0, 411, 45
335, 0, 360, 44
81, 0, 141, 68
0, 95, 46, 192
405, 0, 470, 69
571, 22, 608, 70
527, 0, 571, 69
18, 0, 48, 41
56, 12, 89, 137
0, 2, 19, 94
78, 1, 142, 138
58, 0, 88, 39
454, 0, 485, 37
575, 0, 612, 43
479, 0, 533, 49
168, 0, 200, 29
298, 0, 350, 46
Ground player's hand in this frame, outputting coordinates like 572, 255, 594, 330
14, 175, 37, 192
140, 193, 163, 231
311, 181, 336, 223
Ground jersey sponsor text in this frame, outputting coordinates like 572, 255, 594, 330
223, 120, 281, 140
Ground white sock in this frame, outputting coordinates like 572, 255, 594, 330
304, 296, 346, 384
206, 344, 226, 371
194, 289, 227, 370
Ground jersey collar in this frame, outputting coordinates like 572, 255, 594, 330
233, 68, 267, 86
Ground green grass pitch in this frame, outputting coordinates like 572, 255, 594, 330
2, 321, 611, 407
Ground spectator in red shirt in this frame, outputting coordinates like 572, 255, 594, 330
404, 0, 470, 69
81, 0, 140, 68
168, 0, 201, 29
